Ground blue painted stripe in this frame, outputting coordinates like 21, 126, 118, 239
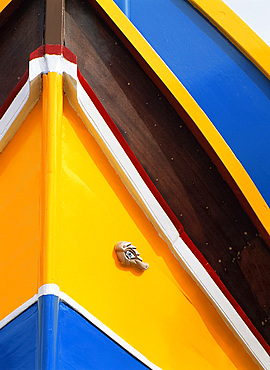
0, 303, 38, 369
0, 297, 149, 369
56, 301, 149, 369
114, 0, 270, 207
38, 295, 59, 369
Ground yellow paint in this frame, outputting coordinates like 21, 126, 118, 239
47, 96, 258, 369
0, 73, 62, 318
41, 73, 63, 286
0, 73, 259, 367
0, 0, 11, 13
0, 77, 41, 153
95, 0, 270, 239
0, 100, 42, 320
188, 0, 270, 79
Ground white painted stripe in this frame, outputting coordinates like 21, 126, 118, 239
0, 54, 77, 150
0, 285, 160, 369
77, 80, 179, 246
0, 284, 61, 330
75, 79, 270, 369
59, 291, 161, 369
29, 55, 77, 81
172, 237, 269, 369
0, 79, 30, 140
0, 294, 38, 329
0, 285, 60, 329
222, 0, 270, 46
38, 283, 60, 297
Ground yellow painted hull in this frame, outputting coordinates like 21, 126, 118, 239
0, 73, 259, 369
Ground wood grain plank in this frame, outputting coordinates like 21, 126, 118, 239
45, 0, 64, 45
0, 0, 44, 111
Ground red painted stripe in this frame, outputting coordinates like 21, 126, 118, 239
77, 68, 270, 355
63, 47, 77, 64
29, 45, 45, 60
180, 230, 270, 354
77, 69, 184, 235
44, 44, 62, 56
30, 45, 77, 64
0, 70, 29, 120
0, 45, 77, 119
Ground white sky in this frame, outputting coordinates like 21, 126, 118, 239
222, 0, 270, 46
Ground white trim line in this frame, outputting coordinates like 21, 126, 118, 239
0, 79, 30, 141
38, 283, 60, 297
77, 81, 178, 246
59, 291, 160, 369
173, 238, 269, 368
0, 284, 60, 329
0, 54, 77, 151
0, 285, 159, 369
0, 294, 38, 330
75, 78, 270, 370
29, 55, 77, 82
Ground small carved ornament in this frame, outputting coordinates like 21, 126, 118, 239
115, 241, 149, 271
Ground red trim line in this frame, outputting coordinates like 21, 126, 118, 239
181, 230, 270, 354
30, 45, 77, 64
0, 45, 77, 119
0, 70, 28, 120
63, 47, 77, 64
77, 69, 184, 235
77, 68, 270, 355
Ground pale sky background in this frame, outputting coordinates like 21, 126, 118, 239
222, 0, 270, 46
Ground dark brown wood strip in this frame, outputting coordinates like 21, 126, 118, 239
45, 0, 64, 45
64, 0, 270, 344
0, 0, 45, 110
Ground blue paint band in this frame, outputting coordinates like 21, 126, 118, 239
114, 0, 270, 207
0, 296, 149, 369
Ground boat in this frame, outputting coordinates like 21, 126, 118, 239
0, 0, 269, 368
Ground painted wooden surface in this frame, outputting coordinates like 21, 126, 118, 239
221, 0, 270, 47
64, 0, 270, 344
0, 74, 260, 368
46, 92, 259, 369
57, 300, 149, 369
0, 296, 150, 369
0, 100, 42, 321
0, 0, 269, 366
0, 303, 38, 369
